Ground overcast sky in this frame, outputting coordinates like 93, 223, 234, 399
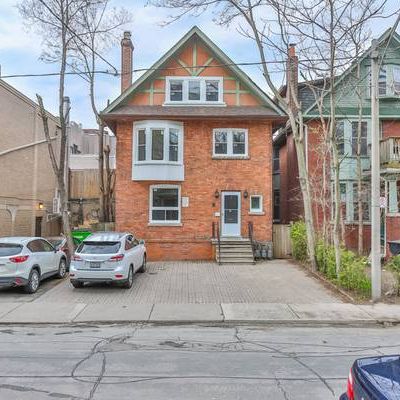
0, 0, 399, 128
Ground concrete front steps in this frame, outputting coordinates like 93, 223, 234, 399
215, 238, 255, 264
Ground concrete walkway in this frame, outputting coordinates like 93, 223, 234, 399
0, 301, 399, 325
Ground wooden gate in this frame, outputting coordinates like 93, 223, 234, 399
273, 224, 292, 259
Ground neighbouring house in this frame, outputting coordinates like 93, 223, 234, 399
101, 27, 285, 261
274, 29, 400, 257
0, 79, 62, 237
68, 122, 116, 227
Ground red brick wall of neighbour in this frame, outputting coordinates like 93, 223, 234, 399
382, 120, 400, 138
386, 215, 400, 256
343, 224, 372, 254
115, 119, 273, 261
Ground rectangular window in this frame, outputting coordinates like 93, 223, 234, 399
273, 147, 280, 172
169, 80, 183, 101
214, 131, 228, 154
393, 66, 400, 94
138, 129, 146, 161
206, 80, 219, 101
379, 67, 387, 96
273, 190, 280, 221
151, 129, 164, 160
250, 195, 263, 213
150, 186, 180, 223
232, 131, 246, 155
169, 129, 179, 162
336, 121, 345, 155
351, 121, 368, 156
213, 129, 248, 157
352, 182, 370, 222
188, 80, 201, 101
166, 77, 222, 103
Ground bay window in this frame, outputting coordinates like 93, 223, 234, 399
150, 185, 181, 224
133, 121, 184, 181
213, 129, 248, 157
165, 76, 223, 104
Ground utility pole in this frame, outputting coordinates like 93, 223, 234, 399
370, 39, 381, 301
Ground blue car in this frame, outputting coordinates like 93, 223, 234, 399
340, 355, 400, 399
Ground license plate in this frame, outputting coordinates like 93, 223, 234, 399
90, 262, 101, 269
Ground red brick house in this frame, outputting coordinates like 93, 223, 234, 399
274, 30, 400, 257
102, 27, 285, 261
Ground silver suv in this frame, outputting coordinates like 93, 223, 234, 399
69, 232, 146, 289
0, 237, 67, 293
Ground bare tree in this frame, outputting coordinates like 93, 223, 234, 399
70, 0, 131, 223
18, 0, 92, 255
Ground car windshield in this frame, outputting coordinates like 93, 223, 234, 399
77, 241, 121, 254
0, 243, 23, 257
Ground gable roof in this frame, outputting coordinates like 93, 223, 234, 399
102, 26, 285, 116
303, 28, 400, 116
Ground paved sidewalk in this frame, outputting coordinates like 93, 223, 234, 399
34, 260, 340, 304
0, 301, 399, 324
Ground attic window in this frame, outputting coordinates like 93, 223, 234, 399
165, 76, 224, 105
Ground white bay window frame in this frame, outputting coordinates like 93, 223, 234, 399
165, 76, 224, 105
212, 128, 248, 158
149, 184, 181, 225
133, 120, 183, 165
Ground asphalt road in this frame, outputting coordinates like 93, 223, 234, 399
1, 323, 400, 399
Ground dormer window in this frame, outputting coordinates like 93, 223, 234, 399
165, 77, 224, 105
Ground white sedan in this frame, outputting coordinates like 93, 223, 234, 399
69, 232, 147, 289
0, 237, 67, 293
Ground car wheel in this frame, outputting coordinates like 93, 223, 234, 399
24, 269, 40, 294
57, 259, 67, 279
122, 266, 134, 289
138, 254, 146, 273
71, 280, 84, 289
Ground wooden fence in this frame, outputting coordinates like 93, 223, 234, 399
273, 224, 292, 259
69, 170, 100, 199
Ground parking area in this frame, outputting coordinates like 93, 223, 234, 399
5, 259, 342, 305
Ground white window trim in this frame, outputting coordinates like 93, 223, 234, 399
212, 128, 249, 158
336, 119, 370, 158
164, 76, 225, 105
149, 184, 181, 225
133, 120, 184, 165
250, 195, 263, 213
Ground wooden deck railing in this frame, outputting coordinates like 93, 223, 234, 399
380, 137, 400, 166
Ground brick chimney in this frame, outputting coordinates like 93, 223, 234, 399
286, 43, 298, 112
121, 31, 134, 93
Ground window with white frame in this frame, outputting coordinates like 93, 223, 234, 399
213, 129, 248, 157
335, 119, 369, 157
165, 77, 223, 104
134, 121, 183, 164
250, 195, 263, 213
150, 185, 181, 223
351, 121, 368, 156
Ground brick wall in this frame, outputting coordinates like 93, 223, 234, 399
382, 120, 400, 139
115, 119, 273, 261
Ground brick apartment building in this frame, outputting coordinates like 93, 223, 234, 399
274, 29, 400, 257
102, 27, 285, 261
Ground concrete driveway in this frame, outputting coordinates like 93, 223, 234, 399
29, 259, 341, 305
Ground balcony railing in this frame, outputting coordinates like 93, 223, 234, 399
380, 137, 400, 167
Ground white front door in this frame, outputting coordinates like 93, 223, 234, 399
221, 192, 241, 237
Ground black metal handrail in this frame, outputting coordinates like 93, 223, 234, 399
216, 223, 221, 265
248, 221, 255, 261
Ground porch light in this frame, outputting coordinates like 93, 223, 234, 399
214, 190, 220, 199
243, 190, 249, 199
38, 202, 44, 210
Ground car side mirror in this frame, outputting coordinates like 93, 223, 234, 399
139, 239, 145, 245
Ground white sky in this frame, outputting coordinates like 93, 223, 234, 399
0, 0, 399, 127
